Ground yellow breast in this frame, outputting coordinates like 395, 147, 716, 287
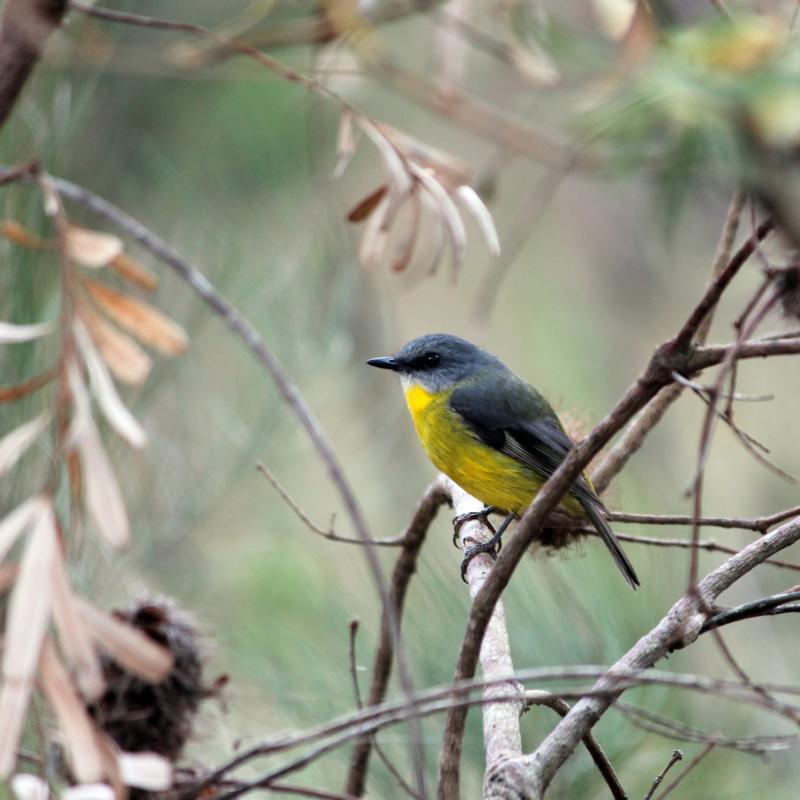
402, 382, 548, 514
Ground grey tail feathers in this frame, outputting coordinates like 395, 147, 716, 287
580, 499, 640, 590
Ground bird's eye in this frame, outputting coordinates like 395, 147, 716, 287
423, 352, 440, 368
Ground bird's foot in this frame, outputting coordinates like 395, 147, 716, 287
460, 513, 515, 582
451, 505, 500, 548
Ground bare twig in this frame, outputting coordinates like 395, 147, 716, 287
486, 513, 800, 798
257, 462, 405, 547
347, 620, 421, 800
700, 590, 800, 633
590, 192, 748, 494
643, 750, 682, 800
0, 165, 429, 794
345, 478, 449, 796
653, 744, 715, 800
524, 691, 627, 800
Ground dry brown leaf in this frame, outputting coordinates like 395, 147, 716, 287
358, 193, 392, 269
74, 321, 147, 449
78, 599, 173, 683
39, 640, 104, 783
66, 363, 131, 549
391, 193, 421, 273
108, 252, 158, 293
0, 220, 49, 250
51, 554, 104, 701
0, 412, 51, 478
65, 226, 123, 269
83, 280, 188, 357
0, 564, 18, 593
80, 307, 152, 386
347, 184, 389, 223
0, 502, 57, 777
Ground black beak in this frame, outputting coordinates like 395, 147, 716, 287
367, 356, 401, 371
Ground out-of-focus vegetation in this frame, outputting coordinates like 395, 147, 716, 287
2, 0, 800, 797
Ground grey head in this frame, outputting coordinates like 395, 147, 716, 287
367, 333, 505, 393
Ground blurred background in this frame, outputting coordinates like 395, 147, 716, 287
2, 0, 800, 796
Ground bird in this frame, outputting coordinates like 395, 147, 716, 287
367, 333, 639, 589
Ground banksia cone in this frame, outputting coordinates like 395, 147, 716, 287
87, 596, 209, 761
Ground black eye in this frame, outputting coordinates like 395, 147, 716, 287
423, 352, 440, 368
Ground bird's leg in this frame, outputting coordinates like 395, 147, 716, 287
460, 513, 516, 582
451, 505, 500, 548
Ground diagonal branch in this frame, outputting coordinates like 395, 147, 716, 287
490, 513, 800, 798
0, 0, 68, 129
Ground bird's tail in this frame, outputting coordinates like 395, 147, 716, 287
580, 499, 640, 590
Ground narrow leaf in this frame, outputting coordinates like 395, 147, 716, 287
51, 554, 104, 701
0, 496, 45, 565
109, 252, 158, 293
362, 122, 412, 195
78, 599, 173, 683
0, 320, 54, 343
39, 640, 104, 783
65, 227, 123, 269
10, 774, 49, 800
0, 502, 57, 777
455, 185, 501, 256
83, 280, 188, 357
62, 786, 114, 800
66, 364, 130, 549
80, 307, 152, 386
414, 166, 466, 268
347, 184, 389, 223
118, 752, 172, 790
0, 412, 51, 477
0, 220, 49, 250
74, 321, 147, 449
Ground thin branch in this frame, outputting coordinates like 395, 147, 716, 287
617, 702, 797, 754
256, 462, 405, 547
643, 750, 682, 800
590, 192, 747, 494
700, 590, 800, 633
653, 744, 715, 800
580, 528, 800, 573
0, 165, 428, 794
524, 691, 627, 800
497, 513, 800, 799
347, 620, 421, 800
345, 478, 449, 796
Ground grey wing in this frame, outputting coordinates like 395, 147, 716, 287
449, 376, 600, 507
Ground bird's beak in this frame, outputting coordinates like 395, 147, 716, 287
366, 356, 401, 371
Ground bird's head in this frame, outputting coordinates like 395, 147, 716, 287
367, 333, 502, 394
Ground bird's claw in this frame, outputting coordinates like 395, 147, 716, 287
460, 539, 500, 582
451, 506, 499, 548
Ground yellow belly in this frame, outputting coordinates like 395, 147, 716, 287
404, 384, 578, 515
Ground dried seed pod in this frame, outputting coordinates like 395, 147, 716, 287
777, 264, 800, 320
87, 596, 209, 762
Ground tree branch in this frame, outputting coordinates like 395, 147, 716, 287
490, 513, 800, 798
0, 0, 68, 129
345, 478, 449, 796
